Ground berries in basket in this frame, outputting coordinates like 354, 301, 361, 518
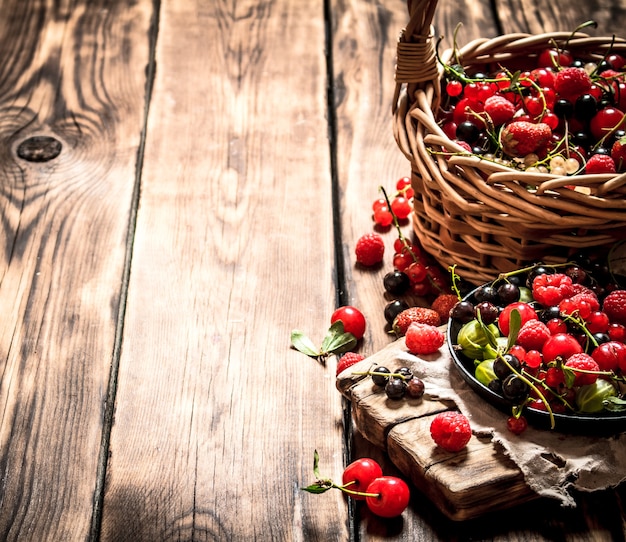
393, 0, 626, 284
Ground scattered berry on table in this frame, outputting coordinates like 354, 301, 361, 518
355, 232, 385, 267
405, 322, 445, 355
430, 411, 472, 452
330, 306, 366, 340
336, 352, 365, 376
341, 457, 383, 500
506, 415, 528, 435
392, 307, 441, 336
384, 299, 410, 325
364, 476, 411, 518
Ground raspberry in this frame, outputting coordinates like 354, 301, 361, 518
393, 307, 441, 336
484, 95, 516, 126
430, 294, 459, 324
564, 353, 600, 387
336, 352, 365, 376
404, 322, 445, 355
559, 291, 600, 319
603, 290, 626, 325
532, 273, 574, 307
516, 319, 551, 351
585, 154, 616, 174
430, 411, 472, 452
554, 67, 592, 100
355, 233, 385, 266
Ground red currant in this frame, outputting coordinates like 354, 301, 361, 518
406, 261, 428, 284
608, 323, 626, 342
341, 458, 383, 500
365, 476, 410, 518
506, 415, 528, 435
372, 197, 387, 211
391, 196, 412, 220
546, 318, 567, 335
446, 80, 463, 97
524, 349, 543, 369
331, 306, 366, 340
373, 206, 393, 227
587, 311, 610, 333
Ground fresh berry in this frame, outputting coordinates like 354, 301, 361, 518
431, 293, 459, 323
603, 290, 626, 325
542, 332, 583, 362
331, 306, 366, 340
430, 411, 472, 452
355, 233, 385, 266
585, 153, 616, 174
506, 415, 528, 435
383, 271, 411, 295
554, 67, 592, 100
611, 136, 626, 171
392, 307, 441, 336
384, 300, 410, 325
404, 322, 445, 355
500, 121, 552, 156
390, 196, 412, 220
516, 319, 551, 351
532, 273, 574, 306
364, 476, 410, 518
406, 377, 426, 399
341, 458, 383, 500
484, 94, 516, 126
498, 302, 538, 336
564, 353, 600, 386
336, 352, 365, 376
559, 291, 600, 319
591, 341, 626, 372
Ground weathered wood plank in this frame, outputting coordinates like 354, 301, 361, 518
100, 1, 347, 540
0, 1, 153, 540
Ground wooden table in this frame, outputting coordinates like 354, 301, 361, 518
2, 0, 626, 540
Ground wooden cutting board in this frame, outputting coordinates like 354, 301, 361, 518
336, 338, 538, 521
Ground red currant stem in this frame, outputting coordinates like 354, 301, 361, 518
448, 264, 463, 300
379, 186, 418, 263
499, 353, 556, 428
352, 369, 411, 381
563, 313, 599, 350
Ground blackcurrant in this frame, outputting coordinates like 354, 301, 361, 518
383, 271, 411, 295
574, 94, 598, 121
371, 366, 391, 387
502, 374, 530, 403
456, 121, 480, 144
384, 300, 410, 325
474, 284, 498, 304
406, 377, 425, 399
554, 99, 574, 119
385, 377, 407, 400
540, 305, 562, 322
450, 300, 475, 323
493, 354, 521, 380
475, 301, 499, 324
497, 282, 520, 304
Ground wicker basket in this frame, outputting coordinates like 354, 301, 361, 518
393, 0, 626, 284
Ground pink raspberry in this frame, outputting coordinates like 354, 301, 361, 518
559, 291, 600, 319
532, 273, 574, 307
585, 154, 616, 174
430, 411, 472, 452
336, 352, 365, 376
484, 95, 516, 126
603, 290, 626, 325
404, 322, 444, 355
516, 319, 551, 352
554, 67, 592, 100
355, 233, 385, 266
564, 353, 600, 387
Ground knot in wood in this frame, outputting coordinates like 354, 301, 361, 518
17, 135, 62, 162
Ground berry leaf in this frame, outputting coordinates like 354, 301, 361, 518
506, 309, 522, 351
321, 321, 357, 356
290, 330, 321, 358
301, 483, 332, 494
604, 396, 626, 412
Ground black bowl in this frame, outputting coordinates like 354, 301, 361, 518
447, 286, 626, 436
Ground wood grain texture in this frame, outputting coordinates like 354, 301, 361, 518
0, 1, 153, 540
100, 1, 347, 540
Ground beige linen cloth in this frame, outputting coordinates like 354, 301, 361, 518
392, 343, 626, 507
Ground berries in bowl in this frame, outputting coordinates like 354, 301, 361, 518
447, 256, 626, 435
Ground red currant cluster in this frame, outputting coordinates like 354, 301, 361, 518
452, 257, 626, 434
439, 43, 626, 174
302, 452, 410, 518
371, 176, 414, 227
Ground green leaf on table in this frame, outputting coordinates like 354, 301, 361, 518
321, 321, 357, 356
301, 483, 331, 494
290, 330, 321, 358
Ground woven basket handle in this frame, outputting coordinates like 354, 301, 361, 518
394, 0, 440, 108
